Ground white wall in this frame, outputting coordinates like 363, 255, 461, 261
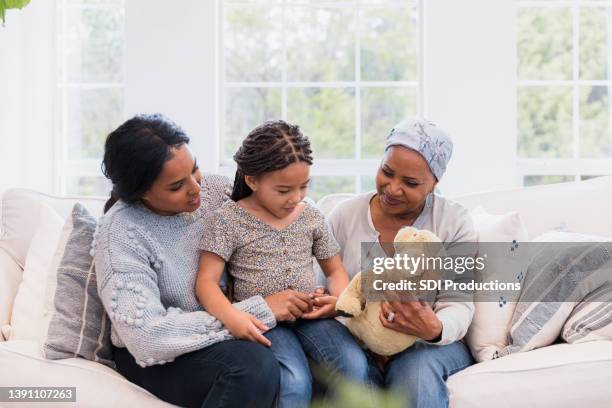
124, 0, 219, 174
424, 0, 518, 196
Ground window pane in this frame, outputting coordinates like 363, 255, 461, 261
308, 176, 355, 202
65, 176, 111, 197
581, 175, 604, 181
286, 7, 355, 82
523, 175, 573, 187
66, 0, 122, 3
580, 86, 612, 158
224, 87, 282, 158
361, 86, 417, 158
580, 7, 612, 80
361, 0, 408, 3
225, 0, 278, 3
517, 86, 572, 158
287, 87, 355, 159
67, 88, 124, 160
224, 7, 283, 82
64, 7, 124, 83
517, 7, 572, 80
361, 175, 376, 193
286, 0, 354, 3
360, 5, 418, 81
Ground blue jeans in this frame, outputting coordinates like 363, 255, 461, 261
370, 340, 474, 408
264, 319, 370, 408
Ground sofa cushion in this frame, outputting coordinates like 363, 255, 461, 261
41, 203, 113, 367
0, 189, 104, 269
0, 247, 22, 335
0, 340, 174, 407
448, 341, 612, 408
9, 204, 64, 341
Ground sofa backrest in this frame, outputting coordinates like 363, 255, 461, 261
317, 176, 612, 240
452, 176, 612, 239
3, 175, 612, 271
0, 189, 105, 270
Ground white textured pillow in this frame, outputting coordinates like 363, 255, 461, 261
466, 206, 529, 362
8, 204, 64, 341
471, 205, 528, 242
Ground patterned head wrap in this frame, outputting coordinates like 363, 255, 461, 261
385, 118, 453, 181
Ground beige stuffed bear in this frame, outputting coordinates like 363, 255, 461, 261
335, 226, 443, 356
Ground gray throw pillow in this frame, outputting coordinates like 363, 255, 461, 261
41, 203, 114, 367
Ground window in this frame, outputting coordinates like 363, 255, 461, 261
219, 0, 422, 201
56, 0, 125, 196
517, 1, 612, 186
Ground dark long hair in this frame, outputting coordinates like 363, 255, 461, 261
101, 113, 190, 213
232, 120, 313, 202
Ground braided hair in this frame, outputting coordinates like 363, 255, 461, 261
232, 120, 313, 202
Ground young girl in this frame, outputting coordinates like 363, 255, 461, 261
196, 120, 368, 407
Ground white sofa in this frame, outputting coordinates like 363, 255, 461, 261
1, 177, 612, 408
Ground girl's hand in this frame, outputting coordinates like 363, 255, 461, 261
225, 310, 272, 347
265, 290, 314, 322
302, 295, 338, 319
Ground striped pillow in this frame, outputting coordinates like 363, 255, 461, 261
562, 282, 612, 343
41, 203, 114, 367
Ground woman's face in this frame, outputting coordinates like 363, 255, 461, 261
142, 144, 202, 215
375, 146, 436, 217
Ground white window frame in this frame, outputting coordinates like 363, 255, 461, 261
53, 0, 611, 198
216, 0, 425, 194
55, 0, 125, 196
516, 0, 612, 184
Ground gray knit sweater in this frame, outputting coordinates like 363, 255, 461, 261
93, 174, 276, 368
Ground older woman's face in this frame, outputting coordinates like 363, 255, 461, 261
142, 144, 202, 216
375, 146, 436, 217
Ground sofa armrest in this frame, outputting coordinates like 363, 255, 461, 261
0, 247, 23, 341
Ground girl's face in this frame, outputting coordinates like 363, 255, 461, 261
142, 144, 202, 215
245, 161, 311, 219
375, 146, 436, 217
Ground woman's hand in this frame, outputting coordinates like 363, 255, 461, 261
225, 310, 272, 347
264, 290, 314, 322
302, 295, 338, 319
379, 300, 442, 341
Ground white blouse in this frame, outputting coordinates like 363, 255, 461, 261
322, 191, 478, 345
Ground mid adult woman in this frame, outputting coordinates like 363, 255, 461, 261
93, 114, 312, 408
325, 119, 477, 408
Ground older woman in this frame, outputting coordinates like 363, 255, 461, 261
325, 119, 476, 408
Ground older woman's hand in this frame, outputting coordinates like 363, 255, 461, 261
379, 300, 442, 341
264, 290, 314, 322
